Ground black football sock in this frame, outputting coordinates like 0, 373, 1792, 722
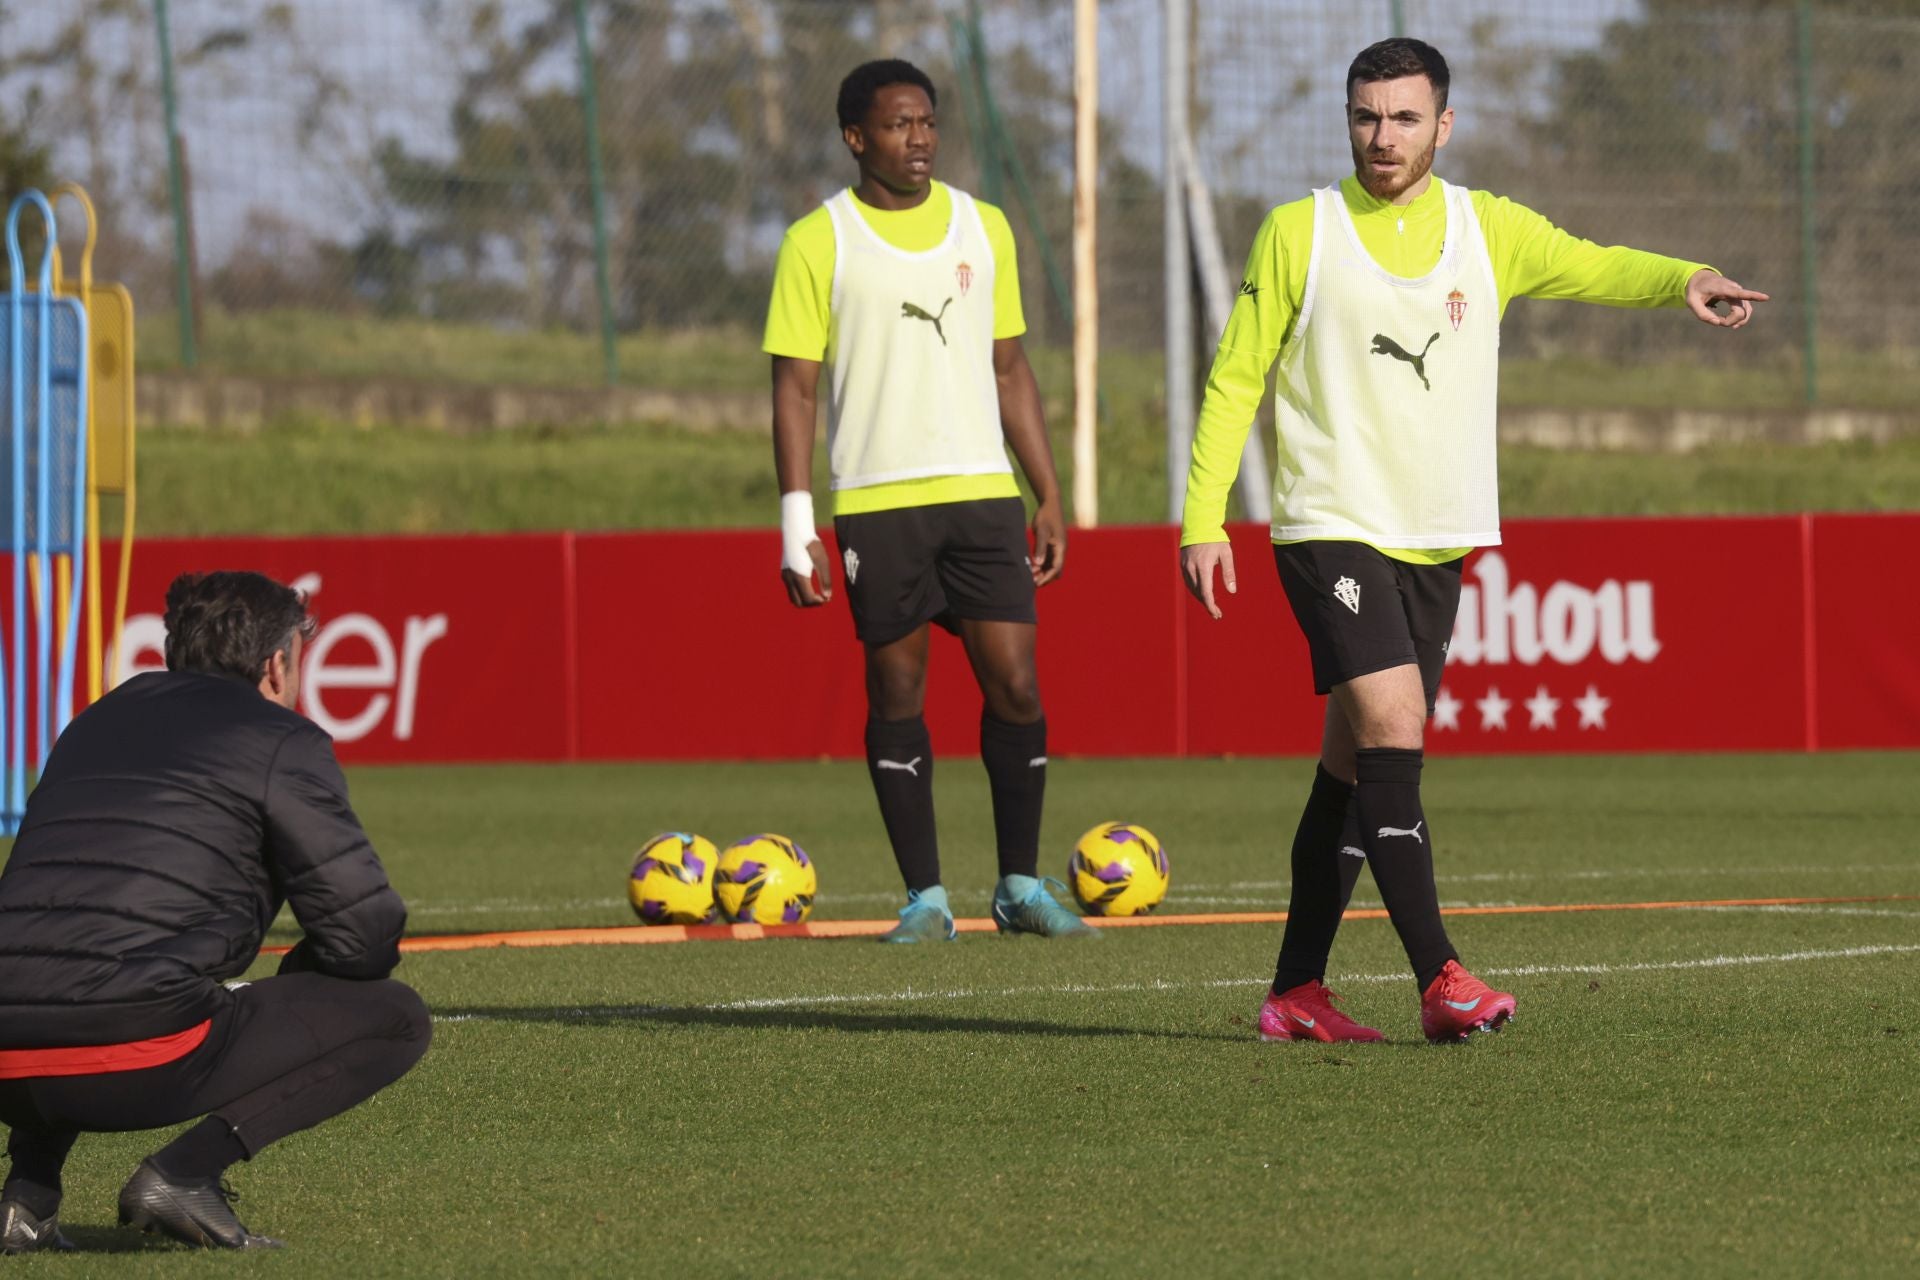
3, 1127, 76, 1219
865, 715, 940, 893
148, 1116, 248, 1187
1353, 747, 1458, 993
1334, 805, 1367, 911
1271, 765, 1356, 995
980, 713, 1047, 880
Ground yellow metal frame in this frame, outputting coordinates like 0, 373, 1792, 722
46, 183, 137, 702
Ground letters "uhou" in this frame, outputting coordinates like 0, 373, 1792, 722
1449, 551, 1660, 667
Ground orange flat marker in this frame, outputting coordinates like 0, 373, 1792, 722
258, 893, 1918, 957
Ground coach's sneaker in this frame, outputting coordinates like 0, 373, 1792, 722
1419, 960, 1516, 1044
117, 1161, 283, 1250
879, 885, 957, 943
1258, 980, 1384, 1044
1, 1199, 75, 1254
992, 875, 1098, 939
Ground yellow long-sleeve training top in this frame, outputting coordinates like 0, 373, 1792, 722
1179, 174, 1710, 561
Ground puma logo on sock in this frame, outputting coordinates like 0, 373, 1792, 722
1376, 821, 1425, 844
1339, 845, 1367, 859
1028, 756, 1048, 767
876, 757, 922, 777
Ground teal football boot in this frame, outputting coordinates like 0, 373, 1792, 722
878, 885, 957, 943
991, 875, 1098, 939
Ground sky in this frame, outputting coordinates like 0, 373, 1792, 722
7, 0, 1644, 273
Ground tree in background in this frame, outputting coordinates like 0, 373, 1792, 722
365, 0, 967, 333
1450, 0, 1916, 372
0, 96, 55, 289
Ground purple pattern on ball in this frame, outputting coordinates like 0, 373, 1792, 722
729, 860, 766, 882
1094, 860, 1131, 884
637, 900, 666, 920
1107, 827, 1142, 844
632, 858, 660, 881
683, 851, 707, 878
782, 901, 804, 923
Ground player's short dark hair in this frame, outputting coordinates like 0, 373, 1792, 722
1347, 37, 1450, 111
836, 59, 937, 130
163, 570, 317, 684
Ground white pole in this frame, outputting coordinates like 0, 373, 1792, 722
1162, 0, 1192, 524
1072, 0, 1099, 529
1180, 132, 1271, 525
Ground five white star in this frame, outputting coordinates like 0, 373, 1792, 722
1476, 687, 1511, 731
1431, 686, 1462, 731
1575, 684, 1611, 729
1525, 685, 1561, 730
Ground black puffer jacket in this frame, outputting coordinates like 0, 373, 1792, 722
0, 670, 406, 1048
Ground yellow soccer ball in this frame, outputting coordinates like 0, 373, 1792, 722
1068, 822, 1170, 917
627, 832, 720, 925
714, 834, 817, 924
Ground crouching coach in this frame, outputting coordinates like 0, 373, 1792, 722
0, 571, 430, 1252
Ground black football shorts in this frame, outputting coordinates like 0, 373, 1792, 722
834, 497, 1037, 646
1272, 539, 1465, 709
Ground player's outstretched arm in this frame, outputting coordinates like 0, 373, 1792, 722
1179, 541, 1237, 620
1685, 269, 1770, 329
772, 355, 832, 607
993, 337, 1066, 586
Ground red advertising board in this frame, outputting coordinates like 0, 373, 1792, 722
1427, 516, 1810, 754
1807, 512, 1920, 750
574, 529, 866, 760
573, 523, 1187, 760
86, 515, 1912, 764
106, 535, 574, 763
1181, 517, 1811, 756
1182, 523, 1325, 757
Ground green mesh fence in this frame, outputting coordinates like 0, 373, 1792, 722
3, 0, 1913, 407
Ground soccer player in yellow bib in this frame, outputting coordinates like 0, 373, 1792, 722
764, 60, 1089, 942
1178, 38, 1767, 1042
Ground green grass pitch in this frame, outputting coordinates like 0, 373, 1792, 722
12, 753, 1919, 1277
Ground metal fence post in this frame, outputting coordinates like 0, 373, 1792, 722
151, 0, 195, 369
1163, 0, 1193, 524
961, 2, 1006, 207
573, 0, 619, 387
1795, 0, 1819, 407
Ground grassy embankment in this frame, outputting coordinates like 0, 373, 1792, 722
128, 309, 1920, 537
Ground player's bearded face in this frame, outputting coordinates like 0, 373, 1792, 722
1347, 75, 1452, 202
849, 83, 938, 196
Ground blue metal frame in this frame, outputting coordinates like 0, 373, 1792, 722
3, 191, 90, 834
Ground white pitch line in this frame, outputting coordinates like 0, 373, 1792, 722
408, 897, 628, 917
403, 861, 1918, 917
431, 942, 1920, 1024
1323, 862, 1911, 888
1691, 904, 1920, 921
1473, 943, 1920, 980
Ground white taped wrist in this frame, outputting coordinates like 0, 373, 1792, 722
780, 491, 818, 575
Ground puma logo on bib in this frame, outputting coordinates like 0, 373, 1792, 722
901, 298, 954, 346
1370, 332, 1441, 391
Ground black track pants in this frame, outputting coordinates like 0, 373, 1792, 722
0, 973, 430, 1163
